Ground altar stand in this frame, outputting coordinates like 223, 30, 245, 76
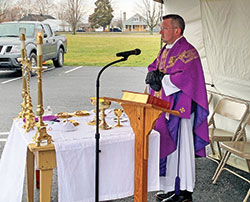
26, 143, 56, 202
0, 110, 160, 202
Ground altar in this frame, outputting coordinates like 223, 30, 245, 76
0, 109, 160, 202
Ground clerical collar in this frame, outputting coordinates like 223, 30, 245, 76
165, 36, 183, 49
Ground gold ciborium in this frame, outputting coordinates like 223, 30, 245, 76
114, 109, 123, 127
89, 97, 111, 130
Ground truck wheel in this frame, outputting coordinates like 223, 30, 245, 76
29, 53, 37, 76
53, 48, 64, 67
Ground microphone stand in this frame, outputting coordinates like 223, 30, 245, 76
95, 57, 127, 202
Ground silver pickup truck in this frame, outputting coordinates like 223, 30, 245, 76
0, 21, 67, 74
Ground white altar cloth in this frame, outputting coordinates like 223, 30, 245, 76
0, 110, 160, 202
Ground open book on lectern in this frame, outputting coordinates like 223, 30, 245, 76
104, 90, 180, 116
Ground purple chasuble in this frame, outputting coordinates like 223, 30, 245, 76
148, 37, 209, 160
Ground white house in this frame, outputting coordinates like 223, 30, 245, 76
42, 19, 71, 32
123, 13, 148, 32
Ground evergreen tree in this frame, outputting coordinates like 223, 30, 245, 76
89, 0, 114, 31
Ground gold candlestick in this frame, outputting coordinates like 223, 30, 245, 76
17, 31, 28, 120
33, 31, 52, 146
23, 60, 36, 132
17, 28, 36, 132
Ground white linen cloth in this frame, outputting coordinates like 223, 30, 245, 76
0, 120, 29, 202
0, 110, 160, 202
160, 75, 195, 192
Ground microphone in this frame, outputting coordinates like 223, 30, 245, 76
116, 49, 141, 58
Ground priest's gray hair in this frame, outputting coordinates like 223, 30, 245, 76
163, 14, 185, 35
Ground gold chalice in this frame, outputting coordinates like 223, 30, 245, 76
88, 97, 101, 125
99, 98, 112, 130
88, 109, 99, 125
89, 97, 112, 130
114, 109, 123, 127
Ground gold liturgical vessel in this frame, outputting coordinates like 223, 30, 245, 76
89, 97, 111, 130
33, 31, 52, 146
18, 28, 36, 132
114, 109, 123, 127
88, 97, 101, 126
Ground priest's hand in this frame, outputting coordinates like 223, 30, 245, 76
145, 69, 164, 92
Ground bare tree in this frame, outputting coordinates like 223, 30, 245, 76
0, 0, 10, 22
55, 3, 70, 32
138, 0, 161, 34
12, 0, 56, 20
62, 0, 85, 35
33, 0, 55, 15
111, 18, 122, 30
14, 0, 35, 17
5, 7, 26, 21
56, 3, 68, 21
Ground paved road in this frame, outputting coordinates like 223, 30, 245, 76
0, 67, 249, 202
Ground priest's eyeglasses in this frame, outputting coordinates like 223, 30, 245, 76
160, 27, 177, 31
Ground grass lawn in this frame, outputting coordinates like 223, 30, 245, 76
63, 32, 162, 67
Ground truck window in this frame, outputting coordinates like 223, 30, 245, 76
43, 24, 53, 38
35, 24, 43, 34
0, 23, 35, 37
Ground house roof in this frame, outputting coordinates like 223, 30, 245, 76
124, 14, 147, 26
19, 14, 55, 22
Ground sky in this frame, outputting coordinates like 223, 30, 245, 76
86, 0, 138, 22
111, 0, 137, 19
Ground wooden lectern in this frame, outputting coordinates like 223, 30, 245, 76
105, 91, 180, 202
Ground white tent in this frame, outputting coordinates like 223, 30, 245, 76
160, 0, 250, 101
156, 0, 250, 170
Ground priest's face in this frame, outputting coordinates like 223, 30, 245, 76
160, 19, 180, 44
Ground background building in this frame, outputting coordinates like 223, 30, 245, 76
123, 13, 148, 32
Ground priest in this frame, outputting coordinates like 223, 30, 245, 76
146, 14, 209, 202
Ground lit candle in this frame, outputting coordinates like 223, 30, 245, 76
36, 33, 43, 56
19, 28, 26, 55
20, 35, 25, 50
